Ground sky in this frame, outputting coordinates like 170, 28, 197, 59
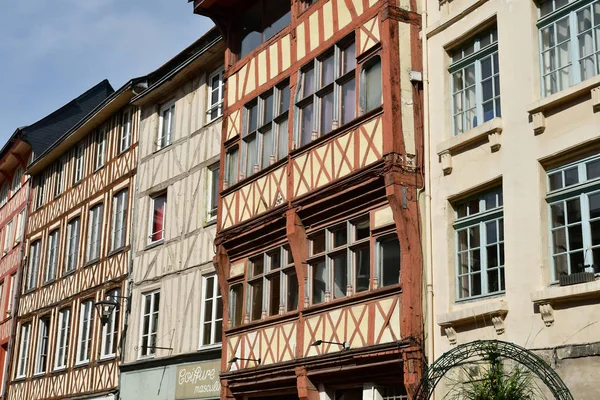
0, 0, 214, 143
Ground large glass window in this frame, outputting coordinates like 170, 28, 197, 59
454, 187, 505, 300
200, 274, 222, 346
86, 203, 103, 262
26, 240, 41, 291
111, 189, 128, 250
76, 299, 94, 364
296, 39, 356, 146
450, 26, 500, 135
16, 322, 31, 378
45, 229, 60, 282
547, 154, 600, 280
140, 290, 160, 358
54, 308, 71, 370
101, 289, 121, 359
238, 0, 291, 59
207, 68, 224, 122
65, 217, 80, 273
34, 316, 50, 375
539, 0, 600, 96
242, 82, 290, 179
247, 246, 297, 321
157, 102, 175, 150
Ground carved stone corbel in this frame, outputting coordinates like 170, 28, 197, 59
488, 130, 501, 152
539, 303, 554, 327
532, 112, 546, 135
444, 326, 457, 345
440, 150, 452, 175
491, 316, 505, 335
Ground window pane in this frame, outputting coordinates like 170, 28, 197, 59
268, 249, 281, 271
263, 1, 291, 41
280, 85, 290, 113
247, 104, 258, 133
355, 246, 370, 293
245, 136, 257, 176
380, 236, 400, 287
263, 93, 274, 124
332, 225, 347, 247
311, 231, 326, 254
566, 198, 581, 223
548, 171, 563, 190
269, 274, 280, 316
250, 281, 263, 321
320, 91, 334, 134
300, 102, 314, 146
312, 261, 326, 304
251, 256, 264, 276
364, 58, 382, 112
261, 128, 274, 169
341, 78, 356, 125
277, 118, 289, 160
332, 253, 347, 299
286, 271, 299, 311
564, 167, 579, 186
354, 217, 370, 240
321, 55, 335, 87
303, 68, 315, 98
342, 42, 356, 74
587, 159, 600, 179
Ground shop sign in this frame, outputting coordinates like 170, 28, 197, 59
175, 360, 221, 399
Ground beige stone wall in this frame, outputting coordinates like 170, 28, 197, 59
125, 65, 222, 362
424, 0, 600, 397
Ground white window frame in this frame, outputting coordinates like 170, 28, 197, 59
86, 203, 103, 263
207, 163, 219, 222
100, 288, 121, 359
73, 143, 85, 185
0, 183, 8, 207
95, 126, 107, 170
454, 188, 505, 301
224, 146, 239, 188
26, 240, 41, 291
207, 68, 224, 123
76, 299, 94, 365
449, 26, 500, 136
120, 109, 132, 153
54, 308, 71, 370
199, 274, 222, 348
11, 166, 23, 195
65, 217, 80, 273
3, 220, 12, 255
148, 193, 167, 244
34, 317, 50, 375
45, 229, 60, 282
54, 160, 64, 197
139, 290, 160, 359
111, 189, 128, 251
35, 175, 45, 209
157, 101, 175, 150
14, 209, 24, 246
16, 322, 31, 378
538, 0, 600, 97
6, 274, 14, 318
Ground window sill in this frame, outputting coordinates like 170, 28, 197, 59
42, 278, 56, 287
204, 115, 222, 129
73, 180, 82, 187
145, 240, 164, 251
437, 298, 508, 344
221, 156, 287, 197
33, 371, 46, 378
154, 143, 172, 155
14, 376, 26, 382
530, 279, 600, 305
52, 366, 67, 374
197, 343, 221, 352
118, 147, 131, 157
94, 165, 105, 173
62, 268, 77, 278
74, 360, 90, 368
436, 117, 503, 175
527, 75, 600, 135
203, 218, 217, 228
107, 247, 126, 258
98, 355, 116, 363
84, 259, 99, 268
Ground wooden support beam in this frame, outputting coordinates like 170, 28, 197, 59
295, 367, 320, 400
10, 152, 27, 170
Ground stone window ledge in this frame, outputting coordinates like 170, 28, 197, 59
530, 280, 600, 327
437, 299, 508, 344
436, 117, 503, 175
527, 75, 600, 135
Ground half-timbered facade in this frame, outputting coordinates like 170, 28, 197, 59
0, 133, 31, 398
119, 30, 225, 400
9, 79, 143, 400
192, 1, 424, 399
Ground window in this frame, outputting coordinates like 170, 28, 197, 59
95, 126, 107, 170
14, 210, 25, 245
101, 289, 121, 358
35, 176, 45, 209
34, 317, 50, 375
6, 274, 15, 318
296, 39, 356, 147
45, 229, 60, 282
3, 220, 12, 255
225, 147, 239, 187
238, 0, 291, 59
242, 83, 290, 178
16, 322, 31, 378
229, 283, 244, 327
207, 68, 224, 122
157, 102, 175, 150
0, 184, 7, 207
247, 246, 297, 321
76, 300, 94, 364
65, 217, 80, 273
547, 154, 600, 280
73, 143, 84, 185
308, 216, 372, 304
208, 164, 219, 221
361, 56, 382, 113
86, 204, 103, 262
120, 109, 132, 153
26, 240, 41, 291
377, 234, 401, 288
11, 166, 22, 194
200, 274, 222, 346
139, 290, 160, 358
54, 160, 64, 197
111, 189, 128, 250
539, 0, 600, 96
450, 26, 500, 135
149, 193, 166, 243
455, 187, 505, 300
54, 308, 71, 370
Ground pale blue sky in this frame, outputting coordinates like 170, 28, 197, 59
0, 0, 214, 142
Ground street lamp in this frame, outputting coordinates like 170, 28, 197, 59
311, 340, 350, 350
94, 293, 128, 325
228, 356, 261, 365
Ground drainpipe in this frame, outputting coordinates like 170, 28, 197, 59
420, 0, 436, 395
1, 180, 32, 400
117, 103, 142, 400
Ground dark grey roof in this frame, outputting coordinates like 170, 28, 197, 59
19, 80, 114, 163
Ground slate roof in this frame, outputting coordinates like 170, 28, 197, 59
18, 80, 114, 163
